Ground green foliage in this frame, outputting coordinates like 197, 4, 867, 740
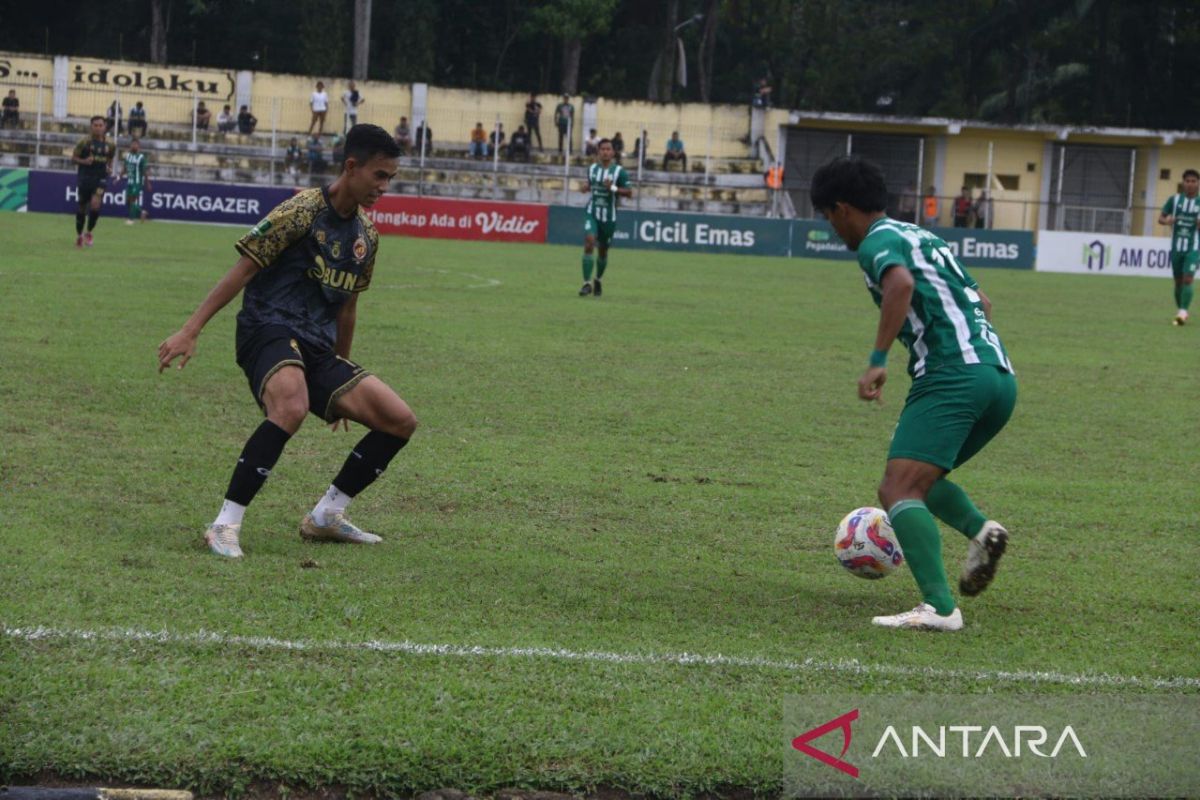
526, 0, 618, 39
2, 1, 1199, 125
0, 213, 1196, 794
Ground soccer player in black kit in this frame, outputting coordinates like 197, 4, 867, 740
157, 125, 416, 559
72, 115, 114, 247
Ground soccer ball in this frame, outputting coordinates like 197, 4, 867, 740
834, 507, 904, 579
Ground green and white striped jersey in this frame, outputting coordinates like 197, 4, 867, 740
585, 161, 629, 222
856, 217, 1013, 379
1161, 193, 1200, 253
123, 151, 148, 185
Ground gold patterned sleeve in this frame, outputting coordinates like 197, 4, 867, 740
235, 189, 322, 269
355, 219, 380, 293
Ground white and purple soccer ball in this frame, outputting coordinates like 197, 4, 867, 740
834, 507, 905, 579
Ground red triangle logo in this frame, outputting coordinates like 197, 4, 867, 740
791, 708, 859, 778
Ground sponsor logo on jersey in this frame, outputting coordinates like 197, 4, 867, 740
353, 236, 367, 261
249, 218, 272, 238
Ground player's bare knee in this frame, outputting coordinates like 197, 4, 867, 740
391, 408, 418, 439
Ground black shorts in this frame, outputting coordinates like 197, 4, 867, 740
77, 175, 106, 203
236, 324, 371, 422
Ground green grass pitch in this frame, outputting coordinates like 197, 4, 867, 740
0, 211, 1196, 796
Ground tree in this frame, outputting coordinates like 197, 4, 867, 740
527, 0, 618, 94
150, 0, 171, 64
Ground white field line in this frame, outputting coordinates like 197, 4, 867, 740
4, 624, 1198, 690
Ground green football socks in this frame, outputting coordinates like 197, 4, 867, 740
129, 202, 141, 220
596, 256, 608, 279
925, 478, 987, 540
1175, 284, 1182, 307
889, 499, 956, 615
582, 253, 594, 282
1180, 282, 1194, 311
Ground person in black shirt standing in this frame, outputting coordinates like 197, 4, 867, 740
71, 116, 114, 247
157, 125, 416, 559
524, 94, 543, 151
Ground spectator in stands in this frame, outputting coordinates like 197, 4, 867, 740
341, 80, 365, 132
752, 77, 773, 108
414, 120, 433, 156
1, 90, 18, 129
331, 133, 345, 168
489, 122, 506, 158
469, 122, 488, 159
193, 101, 212, 130
309, 80, 329, 135
631, 129, 649, 167
306, 134, 325, 173
394, 116, 412, 155
663, 131, 687, 172
509, 125, 531, 162
217, 104, 236, 133
524, 93, 543, 150
106, 98, 123, 135
128, 101, 147, 138
554, 94, 574, 153
584, 128, 600, 156
922, 185, 939, 227
973, 190, 991, 229
953, 186, 972, 227
611, 131, 625, 163
237, 105, 257, 135
284, 136, 303, 182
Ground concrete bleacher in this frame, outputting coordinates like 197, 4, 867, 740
0, 117, 773, 216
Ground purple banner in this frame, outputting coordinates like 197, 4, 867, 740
27, 170, 291, 226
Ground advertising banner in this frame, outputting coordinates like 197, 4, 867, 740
0, 168, 29, 211
27, 170, 291, 226
1036, 230, 1173, 278
548, 206, 792, 257
792, 220, 1034, 269
365, 196, 548, 243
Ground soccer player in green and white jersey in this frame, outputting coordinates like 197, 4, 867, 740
1157, 168, 1199, 325
811, 156, 1016, 631
121, 138, 151, 225
578, 139, 632, 296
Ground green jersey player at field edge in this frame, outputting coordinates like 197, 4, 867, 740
578, 139, 632, 297
1156, 168, 1199, 326
121, 138, 151, 225
70, 115, 114, 247
810, 156, 1016, 632
157, 125, 417, 559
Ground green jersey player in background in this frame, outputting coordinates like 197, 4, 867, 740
1157, 168, 1199, 326
121, 138, 151, 225
578, 139, 632, 296
810, 156, 1016, 632
70, 115, 114, 247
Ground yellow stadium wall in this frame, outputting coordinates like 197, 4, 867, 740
1146, 141, 1200, 236
251, 72, 411, 138
593, 99, 750, 160
942, 131, 1046, 231
59, 54, 236, 126
0, 51, 54, 114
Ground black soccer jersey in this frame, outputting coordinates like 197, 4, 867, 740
234, 187, 379, 349
74, 136, 114, 179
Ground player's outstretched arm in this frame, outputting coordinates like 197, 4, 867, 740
157, 256, 259, 372
858, 265, 913, 403
977, 288, 993, 321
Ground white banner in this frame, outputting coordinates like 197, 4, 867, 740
1036, 230, 1173, 278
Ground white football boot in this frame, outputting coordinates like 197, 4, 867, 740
872, 603, 963, 631
204, 522, 244, 559
299, 511, 382, 544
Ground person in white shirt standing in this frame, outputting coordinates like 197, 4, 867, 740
342, 80, 365, 133
309, 81, 329, 135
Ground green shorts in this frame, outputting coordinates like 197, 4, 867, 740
126, 182, 143, 200
889, 364, 1017, 472
584, 214, 616, 247
1170, 250, 1199, 279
